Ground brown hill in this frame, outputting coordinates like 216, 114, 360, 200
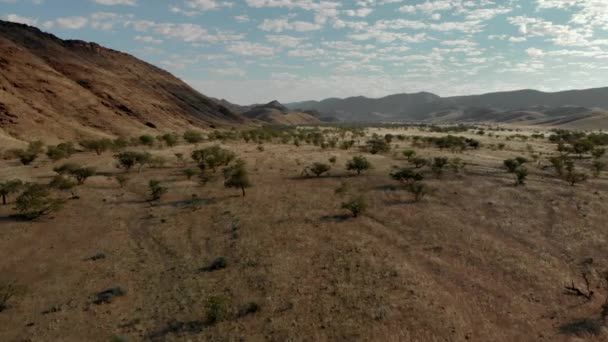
0, 20, 245, 143
242, 100, 321, 125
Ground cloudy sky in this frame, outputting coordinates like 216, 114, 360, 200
2, 0, 608, 104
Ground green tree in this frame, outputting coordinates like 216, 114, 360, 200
514, 167, 528, 186
390, 168, 423, 184
80, 138, 112, 155
160, 133, 179, 147
309, 162, 331, 177
346, 155, 372, 175
592, 160, 606, 177
0, 180, 23, 205
403, 149, 416, 161
431, 157, 449, 176
223, 159, 251, 197
46, 142, 76, 161
183, 130, 204, 144
191, 145, 236, 172
183, 168, 197, 180
407, 182, 429, 202
138, 135, 155, 147
366, 138, 390, 154
15, 184, 62, 220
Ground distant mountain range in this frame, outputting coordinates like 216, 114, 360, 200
286, 88, 608, 129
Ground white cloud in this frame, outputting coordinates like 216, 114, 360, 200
4, 14, 38, 25
93, 0, 137, 5
44, 16, 88, 29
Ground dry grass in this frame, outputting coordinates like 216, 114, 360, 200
1, 126, 607, 341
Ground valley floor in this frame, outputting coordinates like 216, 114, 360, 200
1, 126, 608, 341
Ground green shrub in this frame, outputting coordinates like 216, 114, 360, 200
409, 157, 428, 169
46, 142, 76, 161
160, 133, 179, 147
183, 130, 204, 144
407, 182, 429, 202
346, 156, 372, 175
148, 180, 167, 201
431, 157, 448, 176
448, 158, 465, 173
80, 139, 112, 155
205, 296, 229, 324
592, 160, 606, 177
114, 151, 151, 172
341, 197, 367, 217
192, 145, 235, 172
138, 134, 155, 147
514, 167, 528, 186
309, 162, 331, 177
49, 175, 77, 190
115, 175, 129, 188
328, 156, 337, 164
403, 149, 416, 161
366, 138, 390, 154
183, 168, 197, 180
390, 168, 423, 184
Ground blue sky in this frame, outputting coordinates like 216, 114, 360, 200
2, 0, 608, 105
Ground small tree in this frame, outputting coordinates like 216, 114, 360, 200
346, 156, 372, 175
309, 162, 331, 177
205, 296, 229, 324
138, 135, 155, 147
15, 184, 62, 220
341, 197, 366, 218
449, 158, 466, 173
223, 159, 251, 197
148, 180, 167, 201
403, 149, 416, 161
564, 160, 587, 186
49, 175, 77, 191
71, 167, 96, 184
160, 133, 179, 147
366, 138, 390, 154
410, 157, 428, 169
504, 158, 523, 173
0, 180, 23, 205
183, 130, 204, 144
591, 147, 606, 159
80, 139, 112, 155
328, 156, 337, 165
549, 155, 568, 176
46, 142, 76, 161
115, 175, 129, 188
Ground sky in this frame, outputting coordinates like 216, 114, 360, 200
2, 0, 608, 105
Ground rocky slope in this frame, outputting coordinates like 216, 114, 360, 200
0, 20, 245, 143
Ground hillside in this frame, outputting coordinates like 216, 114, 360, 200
287, 88, 608, 128
0, 20, 245, 143
242, 100, 321, 125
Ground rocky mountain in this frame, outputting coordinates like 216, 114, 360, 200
287, 88, 608, 128
0, 20, 245, 143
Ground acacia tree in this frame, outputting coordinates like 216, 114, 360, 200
15, 184, 62, 220
0, 180, 23, 205
223, 159, 251, 197
192, 146, 235, 173
346, 156, 372, 175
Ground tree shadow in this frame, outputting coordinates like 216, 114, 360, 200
320, 214, 351, 223
148, 319, 207, 341
288, 173, 351, 181
558, 318, 603, 337
162, 197, 217, 209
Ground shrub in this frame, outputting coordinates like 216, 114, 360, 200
309, 162, 331, 177
0, 180, 23, 205
328, 156, 337, 164
160, 133, 179, 147
80, 139, 112, 155
138, 134, 155, 147
148, 180, 167, 201
46, 142, 76, 161
192, 146, 235, 172
407, 182, 429, 202
183, 168, 197, 180
149, 156, 167, 168
175, 152, 185, 165
15, 149, 38, 165
183, 130, 204, 144
564, 160, 587, 186
334, 182, 350, 197
115, 175, 129, 188
366, 138, 390, 154
53, 163, 80, 175
15, 184, 62, 220
205, 296, 229, 324
549, 156, 567, 176
514, 167, 528, 186
223, 159, 251, 197
592, 148, 606, 159
431, 157, 449, 176
390, 168, 423, 184
49, 175, 77, 190
592, 160, 606, 177
0, 281, 24, 312
112, 137, 129, 151
346, 156, 372, 175
448, 158, 466, 173
504, 158, 526, 173
114, 151, 151, 172
341, 197, 366, 217
410, 157, 428, 169
71, 167, 96, 184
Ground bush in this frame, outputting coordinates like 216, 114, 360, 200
390, 168, 423, 184
407, 182, 429, 202
592, 148, 606, 159
328, 156, 337, 164
80, 139, 112, 155
112, 137, 129, 151
148, 180, 167, 201
149, 156, 167, 168
341, 197, 366, 217
366, 138, 390, 154
592, 160, 606, 177
160, 133, 179, 147
53, 164, 95, 184
564, 160, 587, 186
183, 168, 197, 180
15, 149, 38, 165
223, 159, 251, 197
514, 167, 528, 186
115, 175, 129, 188
192, 145, 235, 172
138, 134, 155, 147
205, 296, 229, 324
15, 184, 62, 220
0, 281, 24, 312
49, 175, 77, 190
448, 158, 465, 173
549, 156, 567, 176
403, 149, 416, 161
114, 151, 151, 172
46, 142, 76, 161
346, 156, 372, 175
431, 157, 448, 176
409, 157, 428, 169
183, 130, 204, 144
53, 163, 80, 175
504, 158, 525, 173
309, 162, 331, 177
0, 180, 23, 205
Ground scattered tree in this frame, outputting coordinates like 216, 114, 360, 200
431, 157, 449, 176
0, 180, 23, 205
138, 134, 155, 147
148, 180, 167, 201
346, 155, 372, 175
407, 182, 429, 202
309, 162, 331, 177
223, 159, 251, 197
390, 168, 423, 184
366, 138, 390, 154
115, 175, 129, 188
192, 145, 236, 173
592, 160, 606, 177
341, 197, 366, 218
80, 139, 112, 155
514, 167, 528, 186
183, 130, 204, 144
46, 142, 76, 161
15, 184, 62, 220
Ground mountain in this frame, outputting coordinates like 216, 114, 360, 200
241, 100, 323, 125
287, 88, 608, 128
0, 20, 245, 143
